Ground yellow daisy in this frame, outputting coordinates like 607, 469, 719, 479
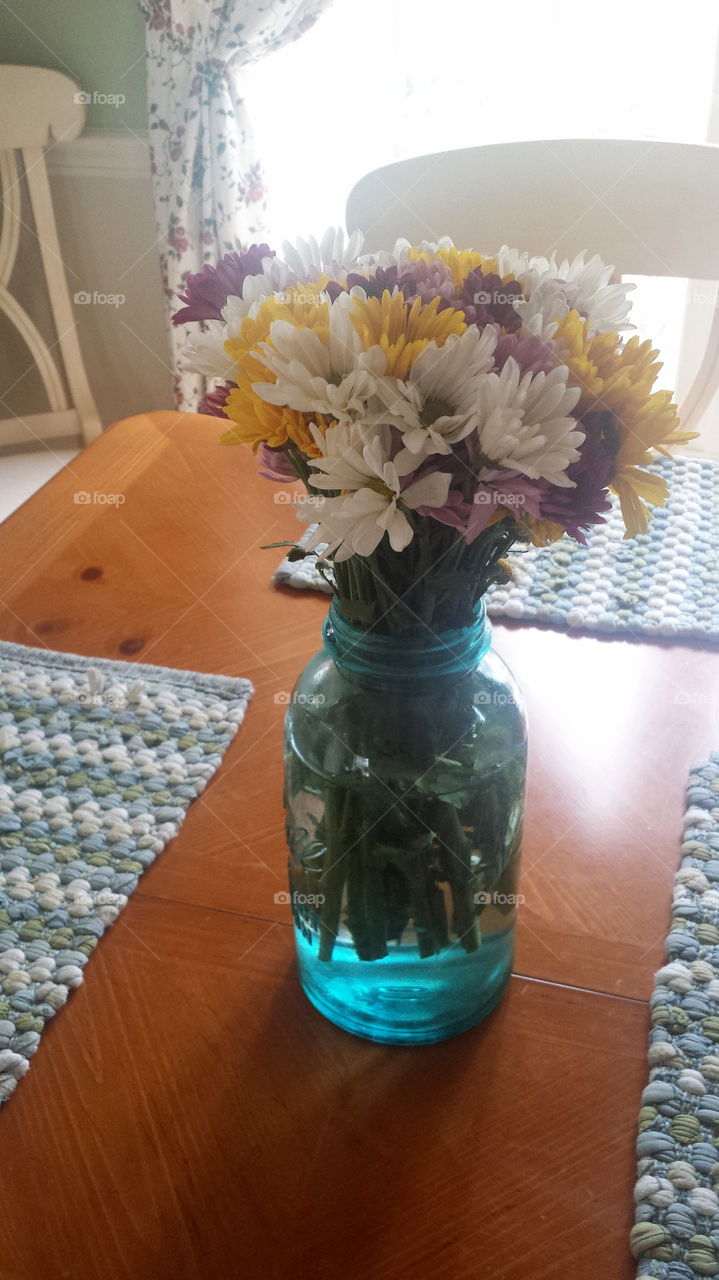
224, 294, 330, 384
407, 245, 502, 291
220, 384, 324, 456
554, 310, 694, 535
520, 516, 566, 547
220, 292, 333, 452
349, 290, 466, 378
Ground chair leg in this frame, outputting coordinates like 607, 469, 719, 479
22, 145, 102, 445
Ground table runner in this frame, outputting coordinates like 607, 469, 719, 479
0, 641, 252, 1105
275, 456, 719, 644
632, 752, 719, 1278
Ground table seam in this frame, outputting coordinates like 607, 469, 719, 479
131, 888, 652, 1006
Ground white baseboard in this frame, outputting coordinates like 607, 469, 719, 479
0, 410, 81, 450
46, 129, 150, 180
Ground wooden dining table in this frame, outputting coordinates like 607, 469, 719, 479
0, 410, 717, 1280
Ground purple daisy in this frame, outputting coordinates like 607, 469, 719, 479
257, 443, 298, 483
465, 470, 544, 543
416, 485, 470, 531
324, 268, 399, 302
396, 259, 456, 307
494, 332, 556, 376
198, 381, 235, 418
458, 270, 523, 332
325, 259, 455, 308
538, 410, 615, 542
173, 244, 275, 325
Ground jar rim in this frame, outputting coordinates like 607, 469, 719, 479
323, 600, 490, 680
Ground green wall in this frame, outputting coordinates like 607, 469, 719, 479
0, 0, 147, 129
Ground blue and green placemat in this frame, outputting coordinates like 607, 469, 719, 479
275, 456, 719, 644
632, 752, 719, 1278
0, 641, 252, 1105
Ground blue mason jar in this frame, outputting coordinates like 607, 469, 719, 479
283, 601, 527, 1045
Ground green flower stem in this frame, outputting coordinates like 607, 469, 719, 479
426, 869, 451, 954
407, 833, 450, 958
318, 786, 353, 961
306, 516, 526, 962
314, 771, 515, 960
431, 800, 481, 953
346, 835, 388, 961
315, 752, 492, 960
450, 881, 481, 954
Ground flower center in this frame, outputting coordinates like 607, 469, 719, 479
421, 398, 454, 429
364, 477, 395, 500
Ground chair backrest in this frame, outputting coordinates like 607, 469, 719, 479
0, 65, 101, 449
346, 138, 719, 276
346, 138, 719, 434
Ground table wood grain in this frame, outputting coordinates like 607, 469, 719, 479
0, 411, 716, 1280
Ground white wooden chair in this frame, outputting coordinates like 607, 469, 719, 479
0, 65, 101, 448
346, 139, 719, 435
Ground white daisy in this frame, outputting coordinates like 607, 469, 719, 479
392, 236, 456, 260
475, 357, 584, 487
279, 227, 365, 281
500, 246, 635, 338
495, 245, 539, 281
352, 248, 404, 274
182, 254, 337, 381
553, 251, 635, 334
239, 256, 296, 302
302, 423, 452, 560
351, 237, 457, 276
181, 289, 267, 379
371, 327, 497, 457
512, 280, 569, 342
253, 292, 386, 423
181, 320, 237, 379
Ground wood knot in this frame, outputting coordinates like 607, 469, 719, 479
118, 637, 146, 655
34, 620, 67, 635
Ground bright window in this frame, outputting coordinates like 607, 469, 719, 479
247, 0, 719, 441
249, 0, 719, 244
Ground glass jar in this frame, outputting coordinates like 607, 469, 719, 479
283, 601, 527, 1045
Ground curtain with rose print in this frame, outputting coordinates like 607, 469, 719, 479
140, 0, 334, 407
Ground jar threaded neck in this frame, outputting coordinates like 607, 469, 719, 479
323, 601, 490, 681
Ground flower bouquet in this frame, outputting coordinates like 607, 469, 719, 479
176, 230, 689, 1043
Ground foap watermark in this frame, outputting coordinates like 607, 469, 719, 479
77, 689, 129, 711
475, 690, 518, 707
474, 289, 520, 307
274, 890, 325, 907
674, 690, 717, 706
74, 491, 125, 506
474, 490, 525, 508
74, 90, 126, 108
76, 670, 143, 711
474, 890, 525, 907
273, 492, 323, 507
74, 290, 125, 308
687, 287, 719, 308
273, 289, 330, 305
274, 690, 326, 707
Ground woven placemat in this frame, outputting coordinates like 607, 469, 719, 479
0, 641, 252, 1105
275, 457, 719, 644
632, 752, 719, 1278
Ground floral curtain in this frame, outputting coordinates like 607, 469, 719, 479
140, 0, 334, 407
